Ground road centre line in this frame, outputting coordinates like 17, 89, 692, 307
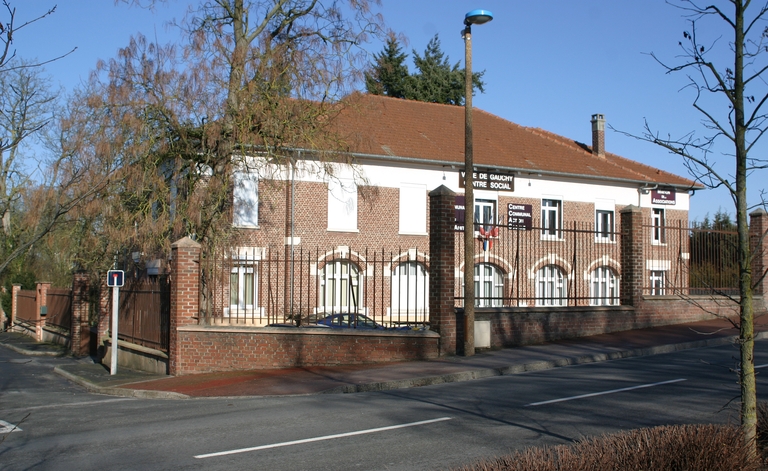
524, 379, 687, 407
194, 417, 453, 459
1, 398, 134, 414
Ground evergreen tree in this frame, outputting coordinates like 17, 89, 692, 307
364, 38, 410, 98
407, 34, 485, 105
364, 34, 486, 105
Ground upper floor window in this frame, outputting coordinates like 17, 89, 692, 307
536, 265, 567, 306
399, 184, 427, 235
233, 172, 258, 227
595, 210, 615, 242
327, 179, 358, 232
474, 199, 496, 233
541, 199, 562, 238
652, 208, 665, 244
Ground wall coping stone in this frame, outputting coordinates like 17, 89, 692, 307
178, 325, 440, 338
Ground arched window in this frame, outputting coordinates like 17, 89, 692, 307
391, 261, 429, 318
319, 260, 362, 313
590, 266, 619, 306
536, 265, 566, 306
475, 263, 504, 307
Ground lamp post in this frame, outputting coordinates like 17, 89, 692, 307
462, 9, 493, 356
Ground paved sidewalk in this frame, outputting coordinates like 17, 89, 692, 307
3, 318, 768, 400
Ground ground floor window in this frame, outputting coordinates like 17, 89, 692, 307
650, 270, 666, 296
230, 265, 257, 311
590, 266, 618, 305
391, 261, 428, 314
319, 260, 362, 312
536, 265, 566, 306
475, 263, 504, 307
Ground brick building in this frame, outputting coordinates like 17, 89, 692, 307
214, 93, 701, 328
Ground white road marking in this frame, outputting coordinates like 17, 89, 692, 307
0, 420, 22, 433
755, 364, 768, 369
1, 398, 134, 414
524, 378, 687, 407
195, 417, 453, 459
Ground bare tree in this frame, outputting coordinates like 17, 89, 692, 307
76, 0, 387, 264
623, 0, 768, 452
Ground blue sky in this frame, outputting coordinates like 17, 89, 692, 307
16, 0, 766, 222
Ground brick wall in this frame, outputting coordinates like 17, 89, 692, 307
480, 295, 748, 348
175, 327, 439, 374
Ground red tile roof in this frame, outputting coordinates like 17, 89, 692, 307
334, 93, 700, 189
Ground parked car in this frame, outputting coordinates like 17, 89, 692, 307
317, 313, 387, 329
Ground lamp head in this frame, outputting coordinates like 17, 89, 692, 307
465, 9, 494, 26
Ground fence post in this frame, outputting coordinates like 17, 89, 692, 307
429, 185, 458, 356
35, 282, 51, 342
71, 272, 90, 356
620, 205, 644, 306
750, 209, 768, 298
169, 236, 201, 375
10, 284, 20, 329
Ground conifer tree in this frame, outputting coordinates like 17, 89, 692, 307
364, 37, 410, 99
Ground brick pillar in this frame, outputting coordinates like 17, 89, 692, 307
10, 284, 20, 328
169, 236, 201, 375
620, 205, 644, 306
35, 282, 51, 342
750, 209, 768, 297
70, 272, 90, 356
429, 185, 457, 356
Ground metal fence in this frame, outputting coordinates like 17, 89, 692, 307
643, 221, 739, 296
15, 290, 37, 322
46, 288, 72, 330
116, 277, 170, 352
200, 246, 429, 328
455, 221, 622, 307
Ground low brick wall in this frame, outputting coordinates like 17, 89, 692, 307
174, 326, 440, 375
476, 295, 759, 349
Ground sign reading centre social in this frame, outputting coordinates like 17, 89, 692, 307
651, 188, 677, 205
459, 170, 514, 192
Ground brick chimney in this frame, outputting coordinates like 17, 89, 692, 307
591, 113, 605, 158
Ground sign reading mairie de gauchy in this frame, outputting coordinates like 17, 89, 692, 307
507, 203, 533, 230
651, 187, 676, 205
459, 170, 514, 192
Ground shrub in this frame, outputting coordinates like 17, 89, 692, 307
452, 423, 761, 471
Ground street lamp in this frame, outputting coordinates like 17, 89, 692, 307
462, 9, 493, 356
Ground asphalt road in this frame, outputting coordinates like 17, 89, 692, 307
2, 340, 767, 470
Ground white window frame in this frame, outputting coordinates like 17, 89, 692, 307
650, 270, 666, 296
536, 265, 567, 306
232, 172, 259, 227
327, 179, 358, 232
319, 260, 363, 313
391, 261, 429, 316
590, 266, 619, 306
541, 199, 562, 239
229, 264, 258, 313
474, 199, 496, 233
595, 210, 615, 242
399, 184, 427, 235
652, 208, 666, 244
474, 263, 504, 307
